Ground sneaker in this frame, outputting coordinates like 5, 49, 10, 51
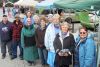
19, 56, 23, 60
32, 62, 36, 66
41, 64, 45, 67
2, 54, 6, 59
45, 64, 49, 67
11, 56, 17, 60
28, 63, 32, 66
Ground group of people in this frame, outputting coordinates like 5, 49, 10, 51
0, 10, 97, 67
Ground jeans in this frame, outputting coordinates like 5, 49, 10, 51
12, 40, 23, 57
38, 48, 48, 65
1, 41, 12, 55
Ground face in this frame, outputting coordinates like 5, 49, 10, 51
79, 29, 88, 39
2, 17, 8, 23
34, 16, 40, 23
48, 17, 53, 22
27, 12, 32, 17
27, 18, 31, 26
61, 25, 69, 33
15, 17, 19, 21
40, 20, 46, 28
53, 17, 60, 24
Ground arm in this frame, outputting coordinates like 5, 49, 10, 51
84, 39, 96, 67
21, 28, 24, 48
35, 29, 39, 47
44, 28, 50, 50
69, 34, 75, 54
53, 37, 59, 53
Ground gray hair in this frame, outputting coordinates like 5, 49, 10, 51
60, 22, 70, 29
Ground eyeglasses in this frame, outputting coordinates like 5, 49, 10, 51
80, 32, 86, 34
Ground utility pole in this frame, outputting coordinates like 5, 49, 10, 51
2, 0, 5, 14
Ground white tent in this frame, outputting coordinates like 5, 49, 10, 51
14, 0, 38, 7
36, 0, 58, 9
14, 0, 23, 5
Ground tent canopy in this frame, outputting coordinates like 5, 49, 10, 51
14, 0, 38, 7
54, 0, 100, 10
36, 0, 55, 9
36, 0, 54, 9
14, 0, 23, 6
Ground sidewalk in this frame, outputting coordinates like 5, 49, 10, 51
0, 47, 42, 67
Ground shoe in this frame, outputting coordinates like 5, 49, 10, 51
41, 64, 45, 67
11, 56, 17, 60
32, 62, 36, 66
2, 54, 6, 59
19, 56, 23, 60
28, 63, 32, 66
45, 64, 49, 67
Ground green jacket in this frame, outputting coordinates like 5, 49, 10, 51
21, 25, 38, 61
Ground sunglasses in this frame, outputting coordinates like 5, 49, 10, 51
80, 32, 86, 34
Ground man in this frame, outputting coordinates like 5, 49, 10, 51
11, 14, 23, 60
0, 15, 12, 59
45, 14, 61, 67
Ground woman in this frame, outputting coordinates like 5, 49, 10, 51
33, 15, 40, 29
35, 16, 48, 67
54, 22, 75, 67
11, 14, 23, 60
23, 11, 34, 25
21, 18, 38, 66
45, 14, 61, 67
74, 27, 97, 67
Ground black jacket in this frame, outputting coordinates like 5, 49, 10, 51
53, 32, 75, 66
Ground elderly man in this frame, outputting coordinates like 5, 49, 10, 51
45, 14, 61, 67
0, 15, 12, 59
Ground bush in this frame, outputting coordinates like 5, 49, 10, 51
0, 1, 3, 7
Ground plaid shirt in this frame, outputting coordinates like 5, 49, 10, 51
11, 20, 23, 41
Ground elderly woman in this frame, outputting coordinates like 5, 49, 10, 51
53, 22, 75, 67
33, 15, 40, 29
23, 11, 34, 25
45, 14, 61, 67
21, 18, 38, 66
74, 27, 97, 67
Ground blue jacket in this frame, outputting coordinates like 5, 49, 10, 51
74, 36, 97, 67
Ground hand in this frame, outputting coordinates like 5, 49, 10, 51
63, 52, 68, 56
58, 52, 63, 56
46, 48, 50, 51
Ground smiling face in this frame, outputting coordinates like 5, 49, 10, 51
40, 20, 46, 28
61, 25, 69, 33
2, 17, 8, 24
79, 28, 88, 39
27, 11, 32, 18
52, 14, 60, 24
27, 18, 31, 26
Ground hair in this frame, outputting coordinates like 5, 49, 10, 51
53, 14, 61, 20
79, 26, 88, 32
40, 16, 47, 23
3, 15, 7, 17
65, 17, 72, 24
60, 22, 70, 30
33, 15, 40, 20
26, 11, 32, 17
